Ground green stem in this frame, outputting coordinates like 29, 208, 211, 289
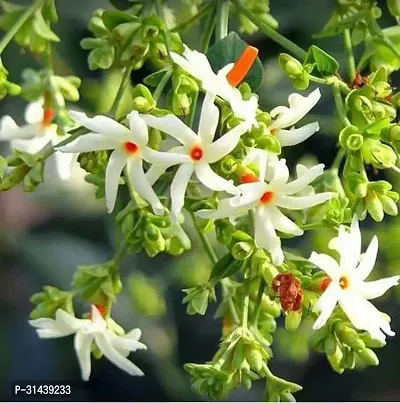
154, 0, 174, 62
331, 148, 346, 173
241, 281, 250, 328
0, 0, 44, 54
172, 2, 213, 33
199, 2, 217, 53
231, 0, 307, 60
215, 0, 230, 41
342, 29, 356, 82
251, 279, 265, 326
109, 66, 132, 117
187, 92, 199, 128
332, 82, 350, 127
153, 67, 173, 104
190, 212, 219, 264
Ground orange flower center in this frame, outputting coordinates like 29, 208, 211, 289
339, 275, 350, 290
190, 145, 203, 161
89, 304, 106, 320
123, 141, 139, 154
226, 45, 259, 87
260, 191, 274, 204
41, 108, 54, 127
320, 277, 331, 292
240, 173, 259, 183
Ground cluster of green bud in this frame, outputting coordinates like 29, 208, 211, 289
166, 72, 199, 116
30, 286, 73, 320
235, 0, 278, 35
0, 0, 59, 54
131, 84, 156, 113
116, 200, 191, 257
263, 370, 302, 402
72, 261, 122, 307
182, 284, 216, 315
279, 54, 310, 90
81, 10, 182, 71
310, 317, 385, 374
0, 58, 20, 99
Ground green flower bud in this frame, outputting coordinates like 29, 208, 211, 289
389, 125, 400, 141
335, 322, 365, 351
249, 122, 268, 140
131, 84, 156, 113
339, 125, 360, 149
279, 53, 303, 77
327, 345, 345, 374
215, 220, 235, 246
292, 71, 310, 91
347, 134, 364, 151
231, 241, 254, 261
388, 0, 400, 17
379, 194, 398, 216
256, 111, 272, 126
285, 310, 302, 332
232, 341, 247, 370
357, 348, 379, 366
359, 332, 386, 348
248, 249, 275, 279
121, 212, 135, 235
221, 156, 238, 175
261, 295, 281, 317
257, 134, 281, 155
362, 138, 397, 169
246, 346, 264, 373
324, 334, 337, 356
366, 191, 384, 222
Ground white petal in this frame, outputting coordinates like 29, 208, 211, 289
339, 292, 395, 340
275, 192, 333, 210
141, 147, 191, 165
275, 122, 320, 147
170, 163, 193, 221
313, 283, 340, 329
197, 198, 252, 220
24, 101, 44, 124
127, 111, 149, 146
267, 205, 303, 236
195, 163, 239, 195
29, 318, 56, 329
51, 151, 75, 181
283, 163, 325, 195
271, 88, 321, 129
69, 111, 130, 139
56, 309, 86, 331
0, 116, 18, 139
198, 92, 219, 145
128, 157, 164, 215
355, 235, 379, 280
12, 134, 50, 154
243, 148, 268, 182
109, 332, 147, 354
141, 114, 198, 146
359, 276, 400, 300
230, 182, 265, 207
255, 206, 284, 266
95, 332, 145, 376
309, 252, 340, 280
74, 332, 94, 381
230, 93, 259, 125
90, 305, 105, 325
0, 118, 39, 141
105, 150, 127, 213
204, 121, 249, 163
58, 133, 119, 153
269, 158, 289, 190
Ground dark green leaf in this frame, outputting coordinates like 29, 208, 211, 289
206, 32, 263, 91
304, 45, 339, 77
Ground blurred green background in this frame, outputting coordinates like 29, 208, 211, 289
0, 0, 400, 401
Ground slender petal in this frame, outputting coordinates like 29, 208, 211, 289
127, 111, 149, 146
230, 93, 259, 125
275, 192, 333, 210
24, 101, 44, 124
128, 157, 164, 215
355, 236, 379, 280
95, 332, 145, 376
69, 111, 130, 140
358, 276, 400, 300
275, 122, 320, 147
56, 309, 86, 332
230, 182, 265, 207
269, 159, 289, 190
141, 147, 191, 165
283, 163, 325, 195
198, 92, 219, 145
51, 151, 75, 181
313, 283, 340, 330
197, 198, 252, 220
12, 133, 51, 154
204, 122, 249, 163
309, 252, 340, 280
267, 205, 303, 236
243, 148, 268, 182
105, 150, 127, 213
141, 114, 198, 146
195, 163, 239, 195
74, 332, 94, 381
170, 163, 193, 221
109, 332, 147, 354
0, 118, 39, 141
58, 133, 120, 153
255, 206, 284, 266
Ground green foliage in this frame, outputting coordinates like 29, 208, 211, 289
30, 286, 73, 319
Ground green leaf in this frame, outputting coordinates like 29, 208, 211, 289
304, 45, 339, 77
32, 10, 60, 42
102, 10, 138, 31
206, 32, 263, 91
144, 68, 170, 87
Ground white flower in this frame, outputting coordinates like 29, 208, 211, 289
29, 305, 147, 381
141, 93, 250, 222
0, 100, 75, 180
58, 110, 168, 215
170, 44, 259, 125
310, 216, 400, 342
270, 88, 321, 147
198, 151, 333, 265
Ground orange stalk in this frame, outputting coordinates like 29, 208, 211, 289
226, 45, 259, 87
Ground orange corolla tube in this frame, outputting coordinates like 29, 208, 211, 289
226, 45, 259, 87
